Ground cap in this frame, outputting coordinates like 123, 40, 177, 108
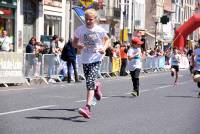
132, 37, 144, 45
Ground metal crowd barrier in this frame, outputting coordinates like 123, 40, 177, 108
24, 53, 62, 84
76, 55, 85, 80
100, 56, 111, 77
22, 53, 189, 86
142, 56, 166, 71
0, 52, 26, 87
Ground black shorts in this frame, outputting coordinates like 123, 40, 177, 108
171, 65, 179, 72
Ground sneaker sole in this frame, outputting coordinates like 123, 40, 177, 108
131, 92, 137, 97
78, 109, 90, 119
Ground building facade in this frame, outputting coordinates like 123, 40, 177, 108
0, 0, 18, 51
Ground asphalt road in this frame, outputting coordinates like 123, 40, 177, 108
0, 70, 200, 134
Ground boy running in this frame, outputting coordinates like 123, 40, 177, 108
170, 47, 181, 85
191, 40, 200, 97
127, 37, 143, 96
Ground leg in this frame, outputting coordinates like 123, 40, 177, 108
79, 62, 101, 118
174, 66, 179, 85
67, 61, 72, 83
120, 59, 127, 76
133, 69, 140, 96
71, 60, 79, 82
130, 69, 141, 96
130, 71, 136, 90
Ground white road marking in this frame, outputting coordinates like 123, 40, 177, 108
0, 105, 57, 116
0, 88, 33, 92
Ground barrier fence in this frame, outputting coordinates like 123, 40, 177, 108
0, 53, 189, 86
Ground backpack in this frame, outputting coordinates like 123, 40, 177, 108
61, 42, 69, 61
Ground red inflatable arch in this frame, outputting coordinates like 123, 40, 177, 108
173, 14, 200, 50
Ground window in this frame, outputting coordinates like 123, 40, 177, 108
44, 15, 61, 36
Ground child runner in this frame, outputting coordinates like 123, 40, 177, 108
191, 40, 200, 97
127, 37, 143, 96
72, 9, 110, 119
170, 47, 181, 85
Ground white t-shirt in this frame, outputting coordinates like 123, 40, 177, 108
0, 36, 12, 51
193, 48, 200, 71
127, 47, 142, 71
170, 53, 181, 66
74, 24, 107, 64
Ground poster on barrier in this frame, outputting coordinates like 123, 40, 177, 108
112, 58, 121, 73
0, 52, 25, 83
159, 56, 165, 68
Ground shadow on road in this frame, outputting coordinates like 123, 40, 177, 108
104, 95, 136, 98
166, 95, 199, 99
26, 116, 86, 122
25, 108, 87, 122
39, 108, 78, 112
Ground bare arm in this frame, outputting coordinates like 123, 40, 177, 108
72, 37, 84, 50
98, 35, 110, 54
103, 35, 110, 51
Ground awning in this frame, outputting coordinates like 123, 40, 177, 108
72, 6, 85, 24
145, 31, 164, 42
0, 7, 14, 18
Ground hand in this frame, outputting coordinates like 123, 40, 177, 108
77, 44, 84, 49
97, 48, 105, 54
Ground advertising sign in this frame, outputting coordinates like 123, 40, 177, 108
0, 52, 25, 84
79, 0, 94, 8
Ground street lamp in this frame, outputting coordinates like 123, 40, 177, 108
122, 11, 126, 43
120, 1, 129, 43
154, 17, 159, 47
155, 20, 158, 47
69, 0, 72, 39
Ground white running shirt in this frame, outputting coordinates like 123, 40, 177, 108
127, 47, 142, 71
74, 25, 107, 64
193, 48, 200, 71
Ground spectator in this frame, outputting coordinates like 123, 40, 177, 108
0, 30, 12, 52
64, 39, 80, 83
119, 43, 128, 76
25, 37, 37, 77
48, 35, 61, 83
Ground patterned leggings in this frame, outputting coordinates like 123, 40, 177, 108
83, 61, 101, 90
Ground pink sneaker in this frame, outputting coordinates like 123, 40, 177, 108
78, 106, 91, 119
95, 82, 102, 101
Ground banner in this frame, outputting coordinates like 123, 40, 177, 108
112, 57, 121, 73
0, 52, 25, 83
120, 28, 128, 42
79, 0, 94, 8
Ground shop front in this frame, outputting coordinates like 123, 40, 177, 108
0, 0, 17, 51
0, 0, 26, 86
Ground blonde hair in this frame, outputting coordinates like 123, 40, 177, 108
85, 8, 97, 18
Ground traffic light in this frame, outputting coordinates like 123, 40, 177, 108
160, 15, 169, 24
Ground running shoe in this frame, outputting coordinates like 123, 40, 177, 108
95, 82, 102, 101
131, 91, 138, 97
78, 106, 91, 119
